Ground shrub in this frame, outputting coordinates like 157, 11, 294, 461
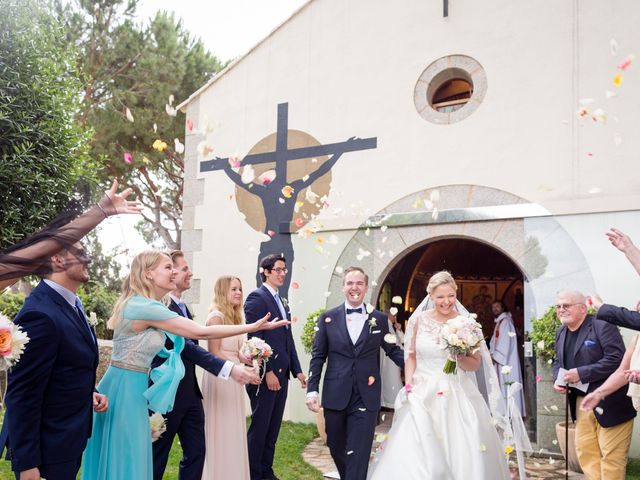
0, 291, 26, 320
301, 309, 325, 354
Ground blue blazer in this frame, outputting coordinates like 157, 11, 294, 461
150, 299, 225, 410
0, 281, 99, 471
244, 285, 302, 382
307, 304, 404, 411
553, 315, 636, 427
597, 303, 640, 331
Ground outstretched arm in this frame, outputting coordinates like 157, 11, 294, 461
607, 228, 640, 276
0, 179, 142, 289
223, 165, 266, 199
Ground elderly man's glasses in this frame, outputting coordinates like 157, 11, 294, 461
555, 303, 583, 311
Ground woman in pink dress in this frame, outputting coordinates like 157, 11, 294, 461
202, 276, 250, 479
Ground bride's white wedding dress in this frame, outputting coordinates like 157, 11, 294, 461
369, 312, 510, 479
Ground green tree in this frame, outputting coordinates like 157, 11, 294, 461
0, 0, 94, 250
57, 0, 225, 248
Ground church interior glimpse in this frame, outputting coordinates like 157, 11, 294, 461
377, 237, 534, 436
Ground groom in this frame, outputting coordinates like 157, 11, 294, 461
306, 266, 404, 480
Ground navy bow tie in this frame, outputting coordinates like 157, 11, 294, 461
346, 307, 363, 314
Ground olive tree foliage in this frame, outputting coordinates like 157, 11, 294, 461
0, 0, 94, 250
55, 0, 225, 248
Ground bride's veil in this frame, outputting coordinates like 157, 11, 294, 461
405, 294, 532, 478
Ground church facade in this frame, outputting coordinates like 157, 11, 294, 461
178, 0, 640, 454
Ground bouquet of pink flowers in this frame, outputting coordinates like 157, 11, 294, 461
0, 313, 30, 372
241, 337, 273, 373
439, 315, 484, 374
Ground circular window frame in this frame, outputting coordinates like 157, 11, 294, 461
413, 55, 487, 125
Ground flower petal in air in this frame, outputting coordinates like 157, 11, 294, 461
186, 119, 193, 132
174, 138, 184, 154
368, 376, 376, 386
617, 54, 635, 71
123, 152, 133, 164
613, 73, 623, 87
391, 296, 403, 305
389, 307, 398, 316
125, 107, 134, 122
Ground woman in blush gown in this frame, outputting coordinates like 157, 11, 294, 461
81, 251, 287, 480
369, 271, 524, 480
201, 276, 251, 480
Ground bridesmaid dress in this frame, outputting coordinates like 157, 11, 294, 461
201, 310, 250, 480
81, 295, 183, 480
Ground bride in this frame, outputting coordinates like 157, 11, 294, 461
369, 271, 525, 479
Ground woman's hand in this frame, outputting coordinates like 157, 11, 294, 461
623, 369, 640, 384
249, 313, 291, 332
99, 179, 144, 216
580, 391, 604, 411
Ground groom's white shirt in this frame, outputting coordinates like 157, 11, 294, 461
344, 302, 367, 345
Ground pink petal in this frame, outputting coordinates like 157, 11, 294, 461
617, 54, 635, 71
186, 119, 194, 132
291, 282, 300, 289
535, 374, 542, 382
123, 152, 133, 164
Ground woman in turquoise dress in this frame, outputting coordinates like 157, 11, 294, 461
81, 250, 286, 479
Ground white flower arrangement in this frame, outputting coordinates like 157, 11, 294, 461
439, 315, 484, 374
0, 313, 30, 372
149, 413, 167, 442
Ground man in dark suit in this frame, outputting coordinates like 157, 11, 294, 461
306, 266, 404, 480
152, 250, 260, 480
553, 290, 635, 479
0, 243, 108, 480
244, 254, 307, 480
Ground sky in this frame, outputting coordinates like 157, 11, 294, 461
136, 0, 308, 62
100, 0, 308, 258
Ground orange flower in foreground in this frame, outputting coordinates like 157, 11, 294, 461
0, 329, 13, 356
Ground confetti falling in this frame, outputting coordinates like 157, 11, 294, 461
617, 54, 635, 71
535, 374, 542, 382
291, 282, 300, 290
152, 139, 168, 152
383, 333, 397, 344
281, 185, 295, 198
186, 119, 193, 132
174, 138, 185, 154
368, 376, 376, 386
613, 73, 623, 87
391, 296, 403, 305
389, 307, 398, 316
123, 152, 132, 164
125, 107, 134, 122
325, 317, 332, 323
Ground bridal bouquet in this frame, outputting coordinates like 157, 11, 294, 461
149, 413, 167, 442
439, 315, 484, 374
0, 313, 30, 372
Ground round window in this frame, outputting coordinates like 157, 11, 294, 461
413, 55, 487, 124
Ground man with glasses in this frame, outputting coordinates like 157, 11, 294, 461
244, 254, 306, 480
552, 290, 635, 480
0, 243, 107, 480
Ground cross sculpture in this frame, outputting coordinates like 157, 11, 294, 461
200, 102, 377, 297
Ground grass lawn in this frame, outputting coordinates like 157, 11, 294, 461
0, 420, 322, 480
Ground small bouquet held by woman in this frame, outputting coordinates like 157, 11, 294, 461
439, 314, 484, 374
241, 337, 273, 382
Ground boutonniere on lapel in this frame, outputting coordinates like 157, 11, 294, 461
88, 312, 99, 327
366, 304, 376, 333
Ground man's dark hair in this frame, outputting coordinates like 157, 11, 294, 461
168, 250, 184, 264
342, 266, 369, 285
259, 254, 286, 282
492, 300, 509, 313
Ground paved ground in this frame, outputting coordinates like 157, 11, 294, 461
302, 412, 585, 479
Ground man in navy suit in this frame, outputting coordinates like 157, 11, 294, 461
306, 266, 404, 480
0, 243, 108, 480
553, 290, 635, 479
152, 250, 260, 480
245, 254, 307, 480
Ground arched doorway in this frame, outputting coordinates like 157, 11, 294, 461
377, 238, 525, 341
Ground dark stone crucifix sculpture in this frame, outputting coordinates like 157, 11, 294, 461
200, 102, 377, 297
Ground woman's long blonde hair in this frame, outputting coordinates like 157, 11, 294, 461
108, 250, 171, 329
208, 276, 244, 325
